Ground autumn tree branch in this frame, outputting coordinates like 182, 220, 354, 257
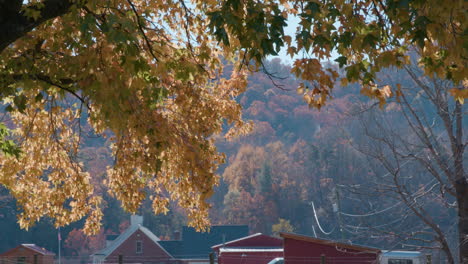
344, 64, 465, 263
0, 0, 78, 52
126, 0, 159, 63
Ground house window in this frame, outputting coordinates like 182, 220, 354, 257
136, 240, 143, 253
17, 257, 26, 264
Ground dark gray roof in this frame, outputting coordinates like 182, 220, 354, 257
160, 225, 249, 259
158, 241, 183, 257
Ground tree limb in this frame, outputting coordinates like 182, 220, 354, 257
0, 0, 76, 52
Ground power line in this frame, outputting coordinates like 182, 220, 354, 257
311, 201, 335, 235
339, 201, 403, 217
336, 136, 457, 219
311, 223, 317, 238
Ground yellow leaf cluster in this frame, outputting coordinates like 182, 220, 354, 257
1, 91, 101, 232
210, 0, 466, 107
292, 59, 338, 109
0, 0, 250, 233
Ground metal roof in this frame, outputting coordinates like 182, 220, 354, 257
280, 232, 381, 253
21, 244, 56, 256
211, 233, 262, 249
158, 241, 183, 257
267, 257, 284, 264
159, 225, 249, 259
219, 248, 283, 253
0, 244, 56, 256
382, 251, 423, 258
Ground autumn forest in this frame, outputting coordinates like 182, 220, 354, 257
0, 0, 466, 263
0, 57, 465, 262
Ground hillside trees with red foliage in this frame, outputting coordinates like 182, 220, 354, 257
215, 59, 398, 242
215, 59, 360, 231
64, 228, 105, 256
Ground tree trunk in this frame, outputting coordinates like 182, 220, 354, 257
453, 99, 467, 264
456, 179, 468, 264
0, 0, 74, 52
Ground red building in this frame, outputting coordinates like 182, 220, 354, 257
92, 215, 174, 264
92, 215, 249, 264
280, 232, 380, 264
0, 244, 55, 264
212, 233, 283, 264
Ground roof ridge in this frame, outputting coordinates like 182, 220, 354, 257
211, 233, 265, 249
21, 244, 55, 255
92, 224, 175, 260
138, 226, 175, 259
92, 224, 139, 257
279, 232, 381, 253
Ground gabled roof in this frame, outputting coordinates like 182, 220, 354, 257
0, 244, 55, 256
280, 232, 381, 253
212, 233, 262, 249
180, 225, 249, 258
212, 233, 282, 249
22, 244, 56, 256
159, 225, 249, 259
93, 224, 171, 258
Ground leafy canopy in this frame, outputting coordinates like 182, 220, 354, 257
0, 0, 466, 233
208, 0, 467, 107
0, 0, 251, 233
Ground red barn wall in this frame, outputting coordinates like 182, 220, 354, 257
283, 238, 379, 264
105, 229, 174, 264
219, 251, 283, 264
214, 234, 283, 264
0, 247, 54, 264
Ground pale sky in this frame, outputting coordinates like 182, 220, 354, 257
271, 15, 339, 66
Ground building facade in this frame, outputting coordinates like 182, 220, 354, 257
212, 233, 283, 264
280, 232, 380, 264
0, 244, 55, 264
92, 215, 248, 264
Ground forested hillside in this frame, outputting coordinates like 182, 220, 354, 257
0, 58, 463, 259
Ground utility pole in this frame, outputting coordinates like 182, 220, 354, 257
335, 187, 345, 241
58, 227, 61, 264
209, 252, 215, 264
